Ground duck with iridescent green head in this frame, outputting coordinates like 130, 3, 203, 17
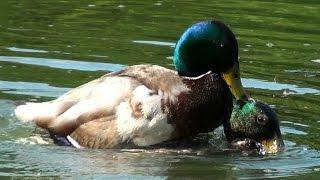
15, 20, 283, 154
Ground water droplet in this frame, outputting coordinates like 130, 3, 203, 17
245, 44, 252, 47
303, 43, 311, 46
231, 167, 240, 171
88, 4, 96, 7
269, 104, 276, 109
154, 2, 162, 6
118, 5, 125, 8
282, 88, 297, 96
266, 42, 274, 47
243, 49, 249, 52
263, 169, 273, 173
48, 24, 54, 27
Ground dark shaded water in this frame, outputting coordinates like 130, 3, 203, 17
0, 0, 319, 179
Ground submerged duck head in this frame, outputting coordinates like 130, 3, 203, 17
227, 100, 284, 154
174, 20, 248, 101
174, 20, 284, 153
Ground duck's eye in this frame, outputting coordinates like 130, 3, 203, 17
256, 115, 268, 125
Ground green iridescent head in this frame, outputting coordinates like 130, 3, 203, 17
226, 100, 284, 153
174, 20, 249, 101
174, 20, 238, 76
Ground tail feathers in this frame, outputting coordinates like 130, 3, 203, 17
15, 102, 57, 122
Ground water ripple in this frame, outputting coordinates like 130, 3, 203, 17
133, 40, 175, 47
0, 80, 70, 98
0, 56, 125, 72
0, 55, 319, 97
7, 47, 48, 53
243, 78, 320, 95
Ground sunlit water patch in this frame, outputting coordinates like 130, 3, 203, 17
1, 56, 319, 98
243, 78, 320, 95
0, 56, 125, 72
0, 80, 70, 98
7, 47, 48, 53
311, 59, 320, 64
133, 40, 175, 47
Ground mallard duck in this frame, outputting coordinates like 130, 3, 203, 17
15, 20, 283, 153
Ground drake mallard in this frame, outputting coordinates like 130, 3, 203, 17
15, 20, 283, 153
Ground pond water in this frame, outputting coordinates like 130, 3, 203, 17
0, 0, 319, 179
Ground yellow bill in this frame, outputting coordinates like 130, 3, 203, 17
261, 134, 284, 154
222, 62, 249, 101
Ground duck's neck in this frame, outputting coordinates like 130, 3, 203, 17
170, 72, 233, 138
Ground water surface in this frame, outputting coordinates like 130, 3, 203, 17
0, 0, 320, 179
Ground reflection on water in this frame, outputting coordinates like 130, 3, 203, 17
132, 40, 175, 47
311, 59, 320, 63
7, 47, 48, 53
0, 80, 69, 98
243, 78, 320, 95
1, 56, 318, 98
0, 56, 125, 72
0, 0, 320, 179
1, 135, 320, 179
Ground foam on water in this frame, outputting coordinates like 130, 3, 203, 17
15, 134, 51, 145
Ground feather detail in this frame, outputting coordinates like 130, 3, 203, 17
14, 65, 232, 149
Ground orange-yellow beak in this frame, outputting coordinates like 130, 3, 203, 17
261, 133, 284, 154
222, 62, 249, 101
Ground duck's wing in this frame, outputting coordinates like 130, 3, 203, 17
15, 72, 140, 134
15, 65, 190, 148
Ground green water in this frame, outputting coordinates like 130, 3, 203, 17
0, 0, 319, 178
